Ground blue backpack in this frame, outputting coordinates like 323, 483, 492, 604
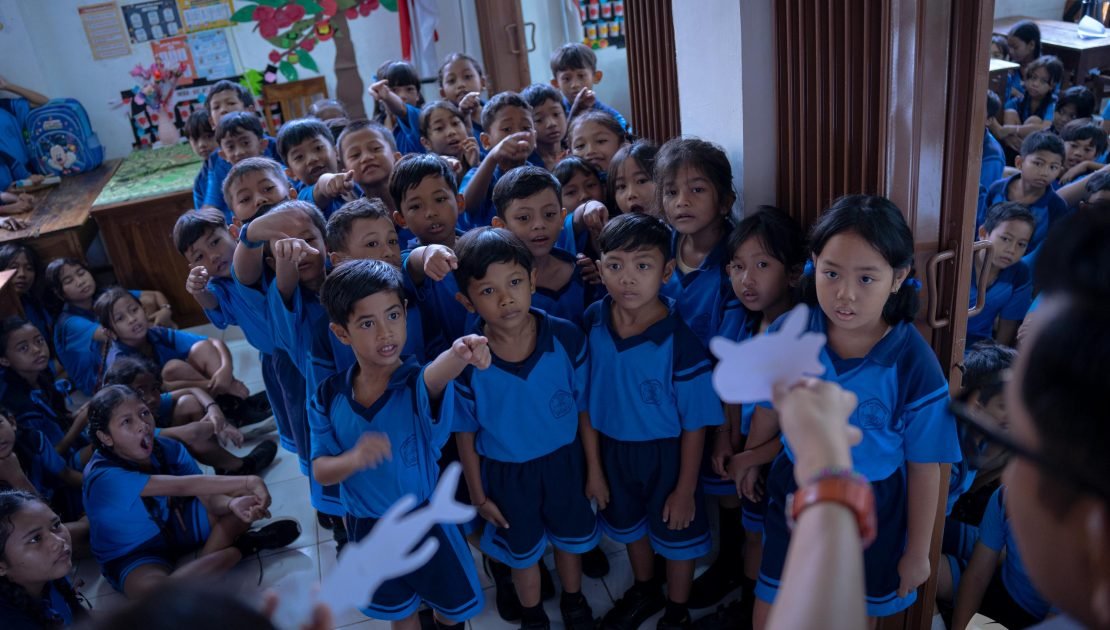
26, 98, 104, 176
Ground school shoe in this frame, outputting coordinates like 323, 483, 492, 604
234, 519, 301, 556
484, 555, 523, 621
560, 592, 596, 630
686, 559, 744, 609
582, 546, 610, 578
601, 582, 665, 630
656, 613, 694, 630
216, 440, 277, 476
692, 600, 753, 630
217, 393, 273, 427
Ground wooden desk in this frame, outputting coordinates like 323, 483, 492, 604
995, 16, 1110, 89
988, 57, 1020, 106
91, 144, 204, 327
0, 160, 120, 263
0, 270, 25, 320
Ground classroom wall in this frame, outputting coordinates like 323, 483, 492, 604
994, 0, 1069, 19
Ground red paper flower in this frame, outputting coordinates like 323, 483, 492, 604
320, 0, 338, 17
268, 50, 282, 63
359, 0, 376, 16
279, 4, 305, 27
301, 37, 316, 51
315, 21, 335, 41
252, 6, 276, 21
345, 7, 358, 19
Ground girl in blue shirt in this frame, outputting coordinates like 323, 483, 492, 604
0, 409, 84, 530
568, 110, 631, 177
371, 60, 426, 156
1004, 21, 1042, 101
0, 244, 53, 340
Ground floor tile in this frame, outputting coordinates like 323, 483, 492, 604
336, 619, 392, 629
257, 476, 316, 556
73, 557, 116, 600
87, 590, 128, 615
318, 540, 374, 628
263, 444, 308, 484
225, 544, 320, 594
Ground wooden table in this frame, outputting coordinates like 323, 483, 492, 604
995, 16, 1110, 89
0, 159, 120, 263
91, 144, 204, 327
988, 57, 1020, 106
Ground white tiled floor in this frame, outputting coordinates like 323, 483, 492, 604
73, 325, 741, 629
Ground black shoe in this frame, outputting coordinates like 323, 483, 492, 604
317, 511, 336, 530
484, 555, 523, 622
540, 559, 556, 601
657, 613, 693, 630
601, 583, 665, 630
582, 546, 610, 578
218, 393, 273, 427
692, 600, 752, 630
521, 617, 551, 630
687, 559, 744, 609
235, 519, 301, 556
560, 593, 596, 630
218, 440, 277, 476
333, 518, 348, 554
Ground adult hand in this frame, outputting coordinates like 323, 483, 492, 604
771, 378, 860, 486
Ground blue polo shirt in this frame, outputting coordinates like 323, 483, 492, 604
531, 249, 600, 329
979, 487, 1050, 619
977, 174, 1071, 267
716, 307, 758, 434
0, 578, 76, 630
966, 259, 1033, 346
106, 327, 206, 371
560, 96, 630, 132
192, 158, 210, 210
1005, 93, 1056, 123
53, 291, 142, 395
202, 136, 281, 222
584, 296, 724, 441
204, 273, 276, 354
12, 427, 67, 501
660, 230, 740, 347
393, 103, 425, 156
1, 369, 67, 448
0, 98, 32, 168
454, 309, 588, 462
295, 181, 365, 219
267, 282, 356, 397
981, 129, 1005, 196
401, 245, 478, 357
308, 357, 454, 518
458, 165, 505, 230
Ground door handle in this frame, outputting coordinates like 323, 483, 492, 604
524, 21, 537, 52
505, 23, 522, 55
926, 249, 956, 328
967, 240, 995, 317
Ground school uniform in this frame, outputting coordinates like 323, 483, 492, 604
201, 136, 280, 222
1005, 93, 1056, 123
660, 230, 742, 348
192, 158, 210, 210
0, 97, 32, 169
0, 579, 79, 630
295, 181, 364, 219
401, 243, 478, 358
392, 103, 425, 156
939, 457, 982, 594
584, 296, 723, 560
7, 427, 83, 522
977, 174, 1071, 267
53, 291, 142, 395
105, 327, 206, 372
754, 307, 961, 617
308, 357, 484, 622
531, 248, 602, 329
1, 369, 73, 457
83, 437, 212, 592
981, 129, 1005, 197
454, 309, 600, 568
976, 487, 1050, 627
966, 259, 1033, 346
458, 165, 504, 231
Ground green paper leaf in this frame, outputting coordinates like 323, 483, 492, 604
279, 60, 298, 81
265, 36, 286, 47
231, 5, 257, 22
380, 0, 397, 11
297, 50, 318, 72
296, 0, 324, 13
254, 0, 285, 7
241, 69, 264, 96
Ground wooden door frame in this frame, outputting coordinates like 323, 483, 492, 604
473, 0, 531, 95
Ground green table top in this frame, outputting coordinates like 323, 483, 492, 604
93, 143, 202, 208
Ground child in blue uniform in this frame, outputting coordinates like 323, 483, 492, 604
419, 101, 481, 172
313, 259, 487, 629
0, 244, 52, 339
1049, 85, 1096, 134
0, 409, 83, 527
335, 120, 408, 245
609, 140, 660, 217
1003, 56, 1062, 128
202, 81, 280, 220
655, 137, 740, 347
438, 53, 488, 139
981, 93, 1005, 199
587, 214, 725, 630
967, 202, 1034, 347
371, 60, 426, 156
279, 118, 352, 219
460, 92, 538, 230
568, 111, 631, 178
0, 490, 87, 629
746, 195, 961, 623
207, 112, 277, 223
549, 43, 629, 131
1057, 120, 1108, 186
521, 83, 569, 172
452, 228, 601, 629
82, 385, 299, 597
185, 110, 216, 210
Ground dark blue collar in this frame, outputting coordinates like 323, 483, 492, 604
670, 229, 729, 277
341, 356, 422, 421
809, 307, 909, 369
472, 308, 553, 380
603, 295, 678, 350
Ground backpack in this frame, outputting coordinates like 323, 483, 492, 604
26, 98, 104, 176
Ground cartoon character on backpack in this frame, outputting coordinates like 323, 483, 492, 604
27, 98, 104, 176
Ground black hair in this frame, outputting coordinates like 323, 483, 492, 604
0, 490, 86, 628
221, 157, 288, 205
103, 355, 161, 388
1020, 130, 1065, 160
270, 199, 327, 242
438, 52, 486, 88
389, 153, 459, 206
44, 257, 89, 302
990, 34, 1010, 60
0, 316, 41, 360
172, 208, 228, 255
309, 98, 348, 119
480, 91, 532, 133
325, 197, 393, 254
1024, 55, 1064, 87
492, 165, 561, 219
207, 80, 253, 109
961, 340, 1017, 404
568, 109, 632, 148
727, 206, 806, 271
1085, 170, 1110, 196
654, 136, 737, 219
275, 118, 334, 164
1033, 207, 1110, 298
1057, 85, 1096, 119
325, 116, 349, 140
93, 286, 141, 332
806, 195, 920, 325
336, 118, 397, 158
1008, 20, 1042, 60
81, 581, 278, 630
183, 109, 214, 141
982, 201, 1035, 234
0, 243, 45, 304
418, 100, 468, 138
986, 91, 1002, 120
0, 318, 68, 424
215, 111, 264, 144
453, 227, 534, 297
597, 212, 672, 260
550, 42, 597, 74
553, 155, 601, 187
1061, 119, 1108, 156
607, 140, 659, 212
373, 60, 425, 124
520, 83, 566, 110
319, 259, 405, 326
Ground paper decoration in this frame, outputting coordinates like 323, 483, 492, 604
709, 304, 827, 404
1078, 15, 1108, 39
151, 36, 197, 83
121, 0, 182, 43
176, 0, 233, 32
79, 2, 132, 60
188, 29, 236, 80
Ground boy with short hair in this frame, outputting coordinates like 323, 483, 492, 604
452, 227, 601, 630
521, 84, 570, 172
203, 81, 280, 219
185, 110, 216, 210
313, 259, 489, 629
460, 92, 538, 229
276, 118, 351, 218
586, 213, 724, 629
207, 112, 275, 222
1057, 120, 1108, 185
967, 202, 1035, 347
549, 43, 629, 131
222, 157, 295, 229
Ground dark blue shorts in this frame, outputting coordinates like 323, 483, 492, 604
941, 518, 980, 594
698, 433, 737, 497
740, 465, 769, 534
260, 351, 298, 455
345, 515, 483, 622
756, 453, 914, 617
479, 440, 600, 568
598, 436, 711, 561
101, 498, 210, 593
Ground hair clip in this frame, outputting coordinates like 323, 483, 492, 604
803, 260, 815, 276
906, 278, 922, 291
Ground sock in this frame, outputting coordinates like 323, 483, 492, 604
717, 505, 743, 561
561, 590, 585, 607
633, 579, 658, 595
521, 603, 547, 624
661, 600, 689, 623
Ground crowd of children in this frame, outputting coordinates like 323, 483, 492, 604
0, 35, 1084, 630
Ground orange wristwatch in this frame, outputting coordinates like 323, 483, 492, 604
787, 470, 877, 548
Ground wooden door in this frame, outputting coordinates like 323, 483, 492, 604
474, 0, 531, 94
625, 0, 680, 143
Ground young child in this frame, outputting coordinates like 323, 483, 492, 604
745, 195, 960, 625
977, 131, 1070, 267
221, 156, 296, 228
981, 92, 1005, 199
208, 112, 273, 222
308, 98, 347, 121
82, 385, 299, 597
568, 110, 631, 176
1057, 120, 1108, 185
608, 140, 659, 217
0, 244, 52, 338
451, 228, 600, 629
277, 118, 349, 218
522, 83, 569, 171
1004, 20, 1042, 100
313, 258, 487, 629
554, 157, 604, 218
202, 81, 278, 219
549, 43, 629, 130
989, 34, 1009, 60
335, 120, 405, 237
438, 52, 488, 137
371, 60, 426, 156
419, 101, 480, 171
185, 110, 217, 210
1049, 85, 1095, 134
460, 92, 538, 230
967, 202, 1034, 347
586, 213, 724, 630
0, 408, 83, 528
994, 55, 1063, 152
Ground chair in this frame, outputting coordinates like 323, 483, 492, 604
260, 77, 329, 136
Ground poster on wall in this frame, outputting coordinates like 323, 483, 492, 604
121, 0, 182, 43
79, 2, 132, 59
151, 35, 197, 83
188, 29, 235, 80
176, 0, 233, 32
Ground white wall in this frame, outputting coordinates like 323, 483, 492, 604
994, 0, 1069, 19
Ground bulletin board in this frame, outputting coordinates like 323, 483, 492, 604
176, 0, 233, 32
121, 0, 182, 43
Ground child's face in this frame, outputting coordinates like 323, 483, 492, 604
125, 372, 163, 418
284, 221, 328, 289
486, 107, 535, 147
341, 128, 399, 188
600, 246, 673, 313
460, 261, 535, 327
5, 251, 33, 296
561, 169, 602, 211
1016, 150, 1064, 191
973, 391, 1010, 433
0, 415, 14, 458
184, 227, 236, 279
1007, 36, 1035, 63
421, 108, 469, 157
98, 397, 155, 463
0, 500, 73, 586
980, 219, 1033, 269
336, 216, 401, 267
110, 297, 150, 344
188, 133, 217, 162
613, 157, 656, 215
728, 237, 792, 315
662, 166, 728, 236
813, 232, 907, 334
1064, 136, 1096, 169
330, 290, 407, 370
532, 98, 568, 148
553, 67, 601, 102
440, 58, 485, 104
228, 170, 291, 223
208, 90, 248, 127
495, 189, 565, 259
285, 134, 338, 185
1053, 104, 1079, 132
990, 42, 1005, 60
0, 324, 49, 376
393, 84, 422, 107
1023, 67, 1053, 100
395, 175, 461, 246
571, 120, 622, 173
58, 263, 95, 304
219, 130, 267, 165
